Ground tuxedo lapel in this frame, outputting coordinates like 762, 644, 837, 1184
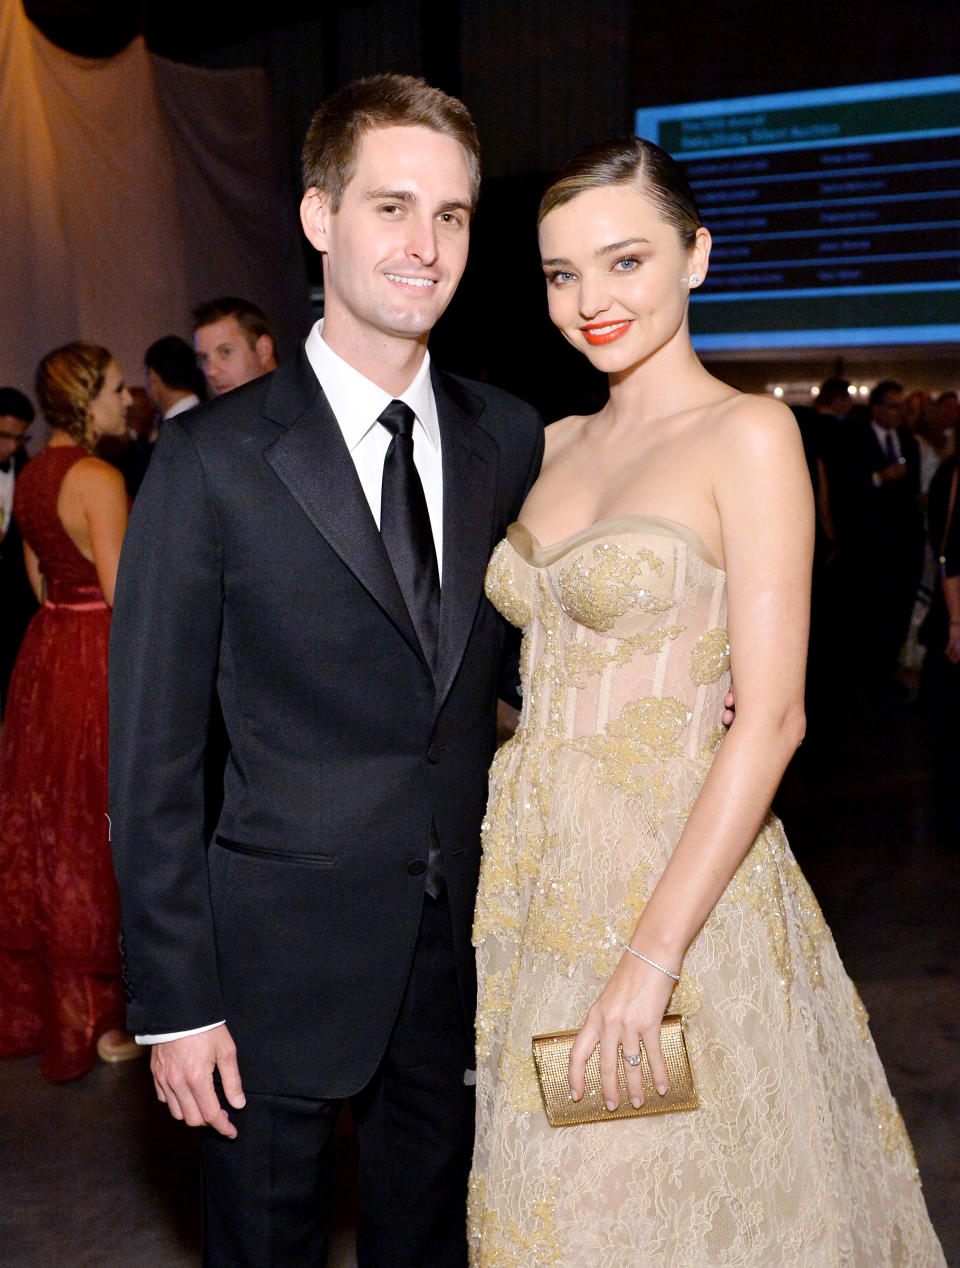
262, 351, 425, 663
432, 368, 499, 710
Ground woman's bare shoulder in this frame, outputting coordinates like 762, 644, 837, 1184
61, 454, 127, 499
705, 395, 809, 508
704, 391, 801, 455
708, 390, 797, 429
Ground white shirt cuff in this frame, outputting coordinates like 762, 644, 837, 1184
136, 1020, 226, 1044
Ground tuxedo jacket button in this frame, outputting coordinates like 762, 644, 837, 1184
407, 859, 427, 876
426, 742, 444, 764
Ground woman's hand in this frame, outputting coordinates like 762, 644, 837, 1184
568, 951, 677, 1112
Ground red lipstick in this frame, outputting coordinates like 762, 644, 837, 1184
581, 320, 633, 346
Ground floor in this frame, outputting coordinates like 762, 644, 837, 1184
1, 692, 957, 1267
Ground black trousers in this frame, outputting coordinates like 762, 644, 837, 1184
201, 890, 475, 1267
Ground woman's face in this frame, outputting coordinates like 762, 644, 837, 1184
538, 184, 710, 374
85, 361, 132, 441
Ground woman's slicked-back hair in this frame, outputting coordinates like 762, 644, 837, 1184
35, 341, 113, 447
301, 73, 481, 212
538, 137, 702, 248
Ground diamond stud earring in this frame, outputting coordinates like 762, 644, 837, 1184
688, 273, 702, 288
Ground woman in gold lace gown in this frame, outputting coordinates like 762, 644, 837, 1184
469, 140, 944, 1266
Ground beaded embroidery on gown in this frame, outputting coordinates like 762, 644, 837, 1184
469, 517, 944, 1267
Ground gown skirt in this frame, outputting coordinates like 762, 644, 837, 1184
468, 518, 945, 1267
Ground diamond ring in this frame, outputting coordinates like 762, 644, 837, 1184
624, 1052, 643, 1067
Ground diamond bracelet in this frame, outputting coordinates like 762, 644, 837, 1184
623, 944, 680, 982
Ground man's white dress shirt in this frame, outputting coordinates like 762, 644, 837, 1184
0, 464, 14, 538
163, 393, 201, 421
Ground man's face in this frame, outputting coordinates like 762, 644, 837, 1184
301, 126, 473, 365
0, 414, 29, 466
872, 389, 903, 431
194, 316, 272, 395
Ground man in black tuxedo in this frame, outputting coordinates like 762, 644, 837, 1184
0, 389, 38, 715
832, 379, 923, 693
109, 75, 543, 1267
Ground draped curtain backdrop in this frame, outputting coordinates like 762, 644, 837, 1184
0, 0, 311, 395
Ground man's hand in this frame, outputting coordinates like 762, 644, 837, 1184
150, 1024, 245, 1139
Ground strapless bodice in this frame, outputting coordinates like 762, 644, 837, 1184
485, 517, 730, 757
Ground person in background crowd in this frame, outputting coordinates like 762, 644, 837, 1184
792, 377, 850, 711
192, 297, 278, 396
794, 377, 852, 561
830, 380, 924, 697
0, 388, 38, 714
900, 388, 956, 670
816, 376, 853, 420
145, 335, 206, 422
118, 335, 209, 497
935, 390, 958, 446
0, 342, 143, 1080
921, 448, 960, 848
902, 389, 940, 489
902, 388, 931, 432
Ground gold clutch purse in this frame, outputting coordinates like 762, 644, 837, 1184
531, 1014, 698, 1127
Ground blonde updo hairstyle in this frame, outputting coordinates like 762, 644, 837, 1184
35, 341, 113, 450
538, 137, 702, 249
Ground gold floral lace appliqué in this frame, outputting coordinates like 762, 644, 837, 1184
558, 542, 672, 632
690, 627, 730, 685
725, 816, 828, 1005
485, 538, 533, 630
470, 1175, 561, 1267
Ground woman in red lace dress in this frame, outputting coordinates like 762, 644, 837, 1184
0, 341, 140, 1081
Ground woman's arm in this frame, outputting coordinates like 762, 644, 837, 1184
23, 539, 44, 603
569, 397, 814, 1110
942, 575, 960, 663
77, 459, 128, 606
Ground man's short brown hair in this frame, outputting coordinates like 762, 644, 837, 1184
301, 73, 481, 213
191, 297, 275, 353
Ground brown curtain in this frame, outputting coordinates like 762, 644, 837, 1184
0, 0, 310, 397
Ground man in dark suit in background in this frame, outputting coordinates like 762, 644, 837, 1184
109, 74, 543, 1267
834, 379, 924, 696
791, 378, 852, 709
0, 389, 38, 715
144, 335, 206, 424
118, 336, 207, 498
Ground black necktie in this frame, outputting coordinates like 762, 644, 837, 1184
378, 400, 440, 667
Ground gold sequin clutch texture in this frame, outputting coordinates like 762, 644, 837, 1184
532, 1015, 698, 1126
